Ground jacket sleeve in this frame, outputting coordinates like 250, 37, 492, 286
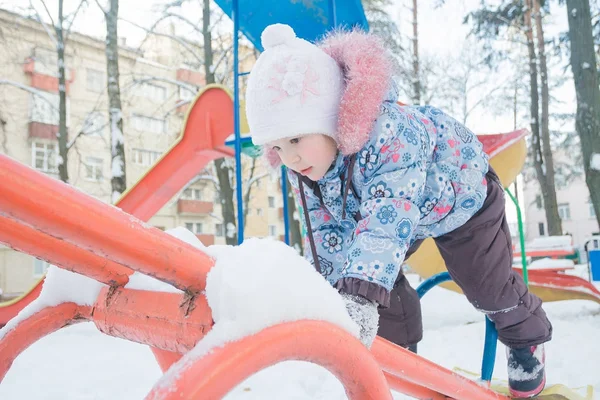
287, 170, 341, 285
335, 109, 429, 307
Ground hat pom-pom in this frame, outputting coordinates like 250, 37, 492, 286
261, 24, 296, 49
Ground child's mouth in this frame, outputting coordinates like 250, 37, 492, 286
300, 167, 312, 175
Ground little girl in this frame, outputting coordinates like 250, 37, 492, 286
245, 23, 552, 398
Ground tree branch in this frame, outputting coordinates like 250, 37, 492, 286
29, 0, 58, 47
37, 0, 57, 31
0, 79, 59, 109
120, 17, 204, 66
93, 0, 108, 15
64, 0, 88, 42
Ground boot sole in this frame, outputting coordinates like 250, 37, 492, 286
509, 376, 546, 398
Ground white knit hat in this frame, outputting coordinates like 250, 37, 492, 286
246, 24, 344, 146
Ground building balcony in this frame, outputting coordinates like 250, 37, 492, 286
23, 57, 74, 94
29, 122, 59, 140
176, 68, 205, 86
195, 234, 215, 246
177, 199, 213, 214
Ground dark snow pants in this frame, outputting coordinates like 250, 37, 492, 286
377, 168, 553, 349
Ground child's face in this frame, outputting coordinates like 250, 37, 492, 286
269, 134, 338, 181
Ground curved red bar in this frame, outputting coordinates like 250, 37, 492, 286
145, 320, 392, 400
0, 154, 213, 294
371, 337, 509, 400
0, 303, 92, 381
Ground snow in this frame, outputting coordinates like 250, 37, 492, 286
0, 269, 598, 398
151, 236, 359, 395
111, 154, 124, 178
226, 222, 236, 239
582, 62, 591, 70
571, 8, 577, 17
0, 266, 105, 340
526, 235, 574, 252
591, 153, 600, 171
112, 190, 121, 204
526, 258, 574, 270
125, 272, 182, 294
109, 107, 124, 154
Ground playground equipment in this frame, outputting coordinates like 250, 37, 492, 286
0, 84, 515, 399
0, 2, 596, 398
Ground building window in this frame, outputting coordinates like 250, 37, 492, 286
137, 82, 167, 102
535, 194, 543, 209
215, 223, 224, 237
185, 222, 203, 234
33, 258, 51, 277
32, 142, 58, 173
84, 157, 103, 181
183, 188, 203, 200
268, 196, 275, 208
30, 91, 70, 126
268, 225, 277, 237
179, 86, 196, 102
132, 114, 166, 134
538, 222, 545, 236
257, 208, 263, 216
86, 68, 104, 92
132, 148, 161, 166
558, 204, 571, 220
82, 111, 105, 135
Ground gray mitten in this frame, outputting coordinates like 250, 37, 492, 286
340, 292, 380, 348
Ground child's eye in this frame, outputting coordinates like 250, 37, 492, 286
290, 138, 300, 144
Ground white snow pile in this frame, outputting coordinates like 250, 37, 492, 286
150, 235, 359, 396
0, 265, 106, 340
526, 258, 575, 270
526, 235, 574, 252
591, 153, 600, 171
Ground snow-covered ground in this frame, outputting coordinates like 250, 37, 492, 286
0, 264, 598, 399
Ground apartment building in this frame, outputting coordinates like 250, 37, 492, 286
523, 175, 599, 249
0, 9, 285, 297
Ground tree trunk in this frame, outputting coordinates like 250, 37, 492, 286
566, 0, 600, 229
202, 0, 237, 244
533, 0, 562, 235
215, 159, 237, 244
412, 0, 421, 105
525, 0, 562, 236
104, 0, 126, 203
56, 0, 69, 183
286, 181, 303, 255
243, 158, 257, 227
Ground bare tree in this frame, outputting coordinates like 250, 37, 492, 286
566, 0, 600, 228
95, 0, 126, 203
27, 0, 87, 182
466, 0, 563, 235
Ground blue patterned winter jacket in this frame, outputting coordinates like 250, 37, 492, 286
288, 84, 490, 307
